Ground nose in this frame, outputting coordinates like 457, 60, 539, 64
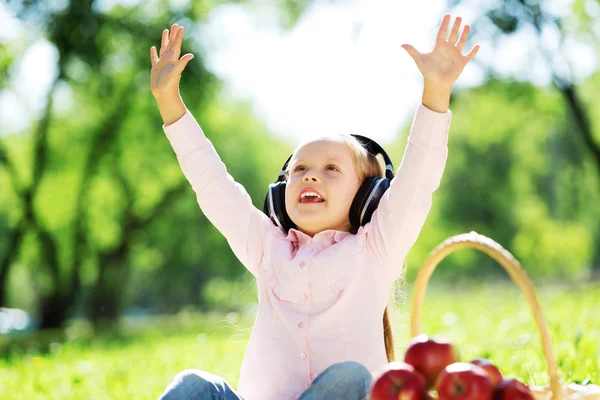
302, 168, 320, 183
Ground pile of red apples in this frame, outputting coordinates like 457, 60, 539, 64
371, 335, 535, 400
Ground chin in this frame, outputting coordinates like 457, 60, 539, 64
293, 215, 350, 235
287, 203, 349, 234
292, 217, 327, 233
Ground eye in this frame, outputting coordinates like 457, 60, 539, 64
326, 165, 339, 172
293, 165, 306, 172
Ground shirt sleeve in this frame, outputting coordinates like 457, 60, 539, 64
163, 110, 273, 276
366, 104, 452, 281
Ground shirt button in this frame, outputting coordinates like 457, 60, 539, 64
301, 352, 307, 360
299, 261, 306, 268
297, 321, 304, 328
301, 294, 308, 302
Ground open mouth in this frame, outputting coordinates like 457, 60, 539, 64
299, 189, 325, 204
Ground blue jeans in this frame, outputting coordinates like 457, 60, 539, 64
158, 361, 373, 400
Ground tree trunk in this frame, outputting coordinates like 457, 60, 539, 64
89, 244, 129, 325
89, 272, 127, 325
557, 84, 600, 177
0, 222, 24, 306
39, 294, 71, 330
0, 263, 9, 307
555, 83, 600, 270
86, 180, 189, 325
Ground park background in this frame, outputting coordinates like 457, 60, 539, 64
0, 0, 599, 398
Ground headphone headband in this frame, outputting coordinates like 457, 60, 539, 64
276, 135, 394, 182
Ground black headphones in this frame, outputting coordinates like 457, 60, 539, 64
262, 135, 394, 233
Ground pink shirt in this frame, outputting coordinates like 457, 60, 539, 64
163, 104, 452, 400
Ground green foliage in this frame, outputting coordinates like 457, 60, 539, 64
1, 0, 599, 328
0, 0, 298, 323
400, 79, 600, 281
200, 275, 258, 311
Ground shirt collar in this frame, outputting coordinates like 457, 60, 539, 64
282, 228, 351, 245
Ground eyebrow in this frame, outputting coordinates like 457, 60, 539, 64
292, 157, 343, 164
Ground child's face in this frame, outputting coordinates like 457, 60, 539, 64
285, 139, 362, 236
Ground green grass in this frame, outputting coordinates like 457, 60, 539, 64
1, 282, 598, 399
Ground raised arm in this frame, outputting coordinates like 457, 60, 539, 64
150, 24, 271, 275
150, 24, 195, 125
367, 14, 479, 280
367, 104, 451, 279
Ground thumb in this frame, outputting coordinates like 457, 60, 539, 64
401, 44, 421, 63
175, 53, 195, 74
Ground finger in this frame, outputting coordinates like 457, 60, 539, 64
448, 16, 462, 44
170, 23, 179, 43
401, 44, 422, 63
167, 27, 177, 53
464, 44, 480, 62
170, 26, 184, 55
166, 24, 177, 53
174, 53, 195, 75
150, 46, 159, 66
160, 29, 169, 57
456, 25, 470, 52
436, 14, 452, 43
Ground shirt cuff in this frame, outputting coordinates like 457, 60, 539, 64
408, 104, 452, 148
162, 109, 209, 156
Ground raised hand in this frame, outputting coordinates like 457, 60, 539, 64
401, 14, 480, 89
150, 24, 195, 101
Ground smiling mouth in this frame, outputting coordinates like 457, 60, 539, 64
299, 191, 325, 204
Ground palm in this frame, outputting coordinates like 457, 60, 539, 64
402, 14, 480, 87
150, 24, 194, 98
418, 41, 470, 84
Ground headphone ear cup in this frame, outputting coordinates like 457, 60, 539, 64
263, 181, 296, 232
349, 177, 390, 228
349, 177, 378, 228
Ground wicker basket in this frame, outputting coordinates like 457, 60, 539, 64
410, 232, 600, 400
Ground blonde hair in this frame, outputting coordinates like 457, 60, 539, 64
286, 133, 396, 362
336, 134, 387, 182
286, 133, 386, 184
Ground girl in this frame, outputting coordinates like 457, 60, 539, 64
150, 13, 479, 400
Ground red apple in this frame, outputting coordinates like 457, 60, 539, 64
370, 362, 428, 400
470, 358, 503, 386
493, 378, 534, 400
435, 362, 494, 400
404, 334, 460, 387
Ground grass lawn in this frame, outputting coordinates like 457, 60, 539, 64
1, 281, 598, 399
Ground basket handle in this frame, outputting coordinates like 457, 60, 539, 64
410, 232, 562, 400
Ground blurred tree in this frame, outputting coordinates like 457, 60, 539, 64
396, 76, 600, 282
450, 0, 600, 268
0, 0, 303, 328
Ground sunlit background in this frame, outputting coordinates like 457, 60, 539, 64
0, 0, 599, 398
2, 0, 598, 144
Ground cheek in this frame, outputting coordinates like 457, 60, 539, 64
345, 182, 362, 206
332, 180, 360, 205
284, 180, 297, 207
